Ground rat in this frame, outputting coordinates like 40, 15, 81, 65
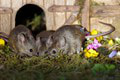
45, 22, 115, 55
36, 30, 55, 56
8, 25, 37, 56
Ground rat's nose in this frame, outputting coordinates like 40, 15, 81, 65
45, 51, 48, 54
37, 52, 39, 56
34, 52, 39, 56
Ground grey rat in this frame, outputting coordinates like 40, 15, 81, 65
46, 22, 115, 55
8, 25, 37, 56
36, 30, 55, 56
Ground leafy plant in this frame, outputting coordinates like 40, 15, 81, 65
26, 14, 41, 31
92, 64, 116, 75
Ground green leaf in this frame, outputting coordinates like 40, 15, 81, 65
105, 64, 115, 70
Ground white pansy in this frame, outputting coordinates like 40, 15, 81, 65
116, 51, 120, 56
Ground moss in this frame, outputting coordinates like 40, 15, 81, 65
0, 45, 120, 80
97, 47, 111, 56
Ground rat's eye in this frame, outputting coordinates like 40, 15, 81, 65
52, 49, 57, 54
29, 49, 33, 52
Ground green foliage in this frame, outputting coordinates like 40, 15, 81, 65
77, 0, 85, 23
0, 46, 120, 80
92, 64, 116, 75
97, 47, 111, 55
77, 0, 85, 12
26, 14, 41, 31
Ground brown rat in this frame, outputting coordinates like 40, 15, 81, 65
46, 25, 85, 55
36, 30, 55, 56
8, 25, 37, 56
46, 22, 115, 55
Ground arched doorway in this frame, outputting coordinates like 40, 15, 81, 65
15, 4, 46, 36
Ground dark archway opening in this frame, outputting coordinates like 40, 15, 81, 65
15, 4, 46, 37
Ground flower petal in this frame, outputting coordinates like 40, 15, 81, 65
85, 52, 91, 58
109, 50, 117, 58
108, 39, 114, 46
87, 44, 93, 49
93, 38, 99, 44
116, 51, 120, 56
91, 29, 98, 35
0, 39, 5, 46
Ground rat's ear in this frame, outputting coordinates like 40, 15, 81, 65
46, 35, 53, 47
36, 37, 42, 48
58, 36, 66, 48
18, 33, 26, 43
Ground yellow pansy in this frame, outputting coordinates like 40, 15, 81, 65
91, 29, 103, 41
88, 49, 96, 53
85, 52, 91, 58
84, 48, 88, 53
0, 38, 5, 47
108, 39, 114, 46
89, 49, 99, 57
84, 49, 99, 58
96, 36, 103, 42
91, 29, 98, 35
92, 51, 99, 57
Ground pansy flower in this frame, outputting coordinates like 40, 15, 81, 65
108, 39, 114, 46
0, 38, 5, 47
87, 39, 102, 50
109, 50, 117, 58
91, 29, 103, 41
84, 49, 99, 58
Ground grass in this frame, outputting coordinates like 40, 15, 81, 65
0, 46, 120, 80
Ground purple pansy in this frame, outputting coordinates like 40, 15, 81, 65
109, 50, 117, 58
87, 38, 102, 50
